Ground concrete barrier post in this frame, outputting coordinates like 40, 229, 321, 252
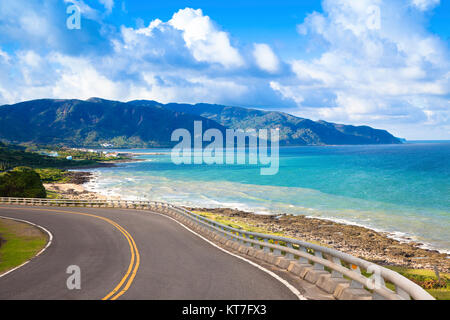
331, 257, 343, 278
299, 247, 309, 264
286, 243, 295, 259
263, 239, 270, 253
313, 251, 325, 271
350, 266, 364, 289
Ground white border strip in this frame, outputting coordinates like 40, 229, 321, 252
0, 215, 53, 278
149, 211, 307, 300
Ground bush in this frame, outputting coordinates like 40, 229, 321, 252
35, 168, 69, 183
0, 167, 46, 198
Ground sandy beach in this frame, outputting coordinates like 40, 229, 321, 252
44, 171, 117, 200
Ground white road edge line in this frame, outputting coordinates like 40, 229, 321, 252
150, 211, 307, 300
0, 215, 53, 279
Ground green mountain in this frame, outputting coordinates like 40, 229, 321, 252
0, 98, 225, 147
129, 101, 402, 145
0, 98, 401, 147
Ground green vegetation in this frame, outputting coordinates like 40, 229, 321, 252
0, 218, 48, 274
0, 98, 400, 147
0, 167, 47, 198
195, 210, 327, 249
0, 143, 96, 170
0, 143, 121, 198
45, 190, 63, 199
16, 143, 132, 162
0, 98, 217, 147
195, 209, 449, 300
34, 168, 70, 183
386, 266, 450, 300
194, 211, 283, 237
158, 101, 402, 145
54, 149, 129, 162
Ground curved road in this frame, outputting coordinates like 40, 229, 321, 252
0, 205, 299, 300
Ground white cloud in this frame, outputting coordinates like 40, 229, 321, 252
411, 0, 440, 11
0, 47, 250, 108
65, 0, 115, 15
271, 0, 450, 138
127, 72, 248, 104
0, 49, 10, 63
63, 0, 101, 20
18, 51, 42, 68
114, 8, 245, 69
99, 0, 114, 13
49, 54, 122, 100
0, 51, 124, 103
270, 82, 303, 104
253, 43, 280, 73
168, 8, 244, 68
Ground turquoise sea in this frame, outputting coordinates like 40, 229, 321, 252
84, 142, 450, 253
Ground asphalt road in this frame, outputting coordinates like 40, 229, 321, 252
0, 205, 299, 300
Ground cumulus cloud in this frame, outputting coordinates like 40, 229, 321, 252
253, 43, 280, 73
168, 8, 244, 68
0, 51, 119, 103
113, 8, 245, 69
0, 6, 256, 108
271, 0, 449, 138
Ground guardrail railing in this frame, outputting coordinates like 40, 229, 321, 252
0, 197, 435, 300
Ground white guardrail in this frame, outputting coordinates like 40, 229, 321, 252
0, 197, 435, 300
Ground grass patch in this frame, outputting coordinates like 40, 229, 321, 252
192, 211, 284, 237
35, 168, 70, 183
385, 266, 449, 300
0, 218, 48, 274
426, 289, 450, 300
193, 210, 330, 254
193, 210, 328, 247
45, 190, 63, 199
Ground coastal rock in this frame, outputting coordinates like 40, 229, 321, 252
189, 207, 450, 272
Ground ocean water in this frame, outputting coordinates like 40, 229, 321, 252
83, 142, 450, 253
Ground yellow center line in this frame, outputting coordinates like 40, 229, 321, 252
101, 220, 137, 300
103, 219, 140, 300
109, 223, 140, 300
0, 206, 140, 300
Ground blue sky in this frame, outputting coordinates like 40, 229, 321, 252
0, 0, 449, 139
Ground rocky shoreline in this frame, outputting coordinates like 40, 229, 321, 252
44, 171, 449, 272
44, 171, 110, 200
188, 207, 450, 272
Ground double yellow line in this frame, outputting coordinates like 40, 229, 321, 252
0, 207, 140, 300
101, 214, 140, 300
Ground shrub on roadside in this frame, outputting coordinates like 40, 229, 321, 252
0, 167, 46, 198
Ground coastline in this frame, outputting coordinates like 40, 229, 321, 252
45, 172, 450, 272
190, 207, 450, 272
64, 158, 146, 170
43, 171, 119, 200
